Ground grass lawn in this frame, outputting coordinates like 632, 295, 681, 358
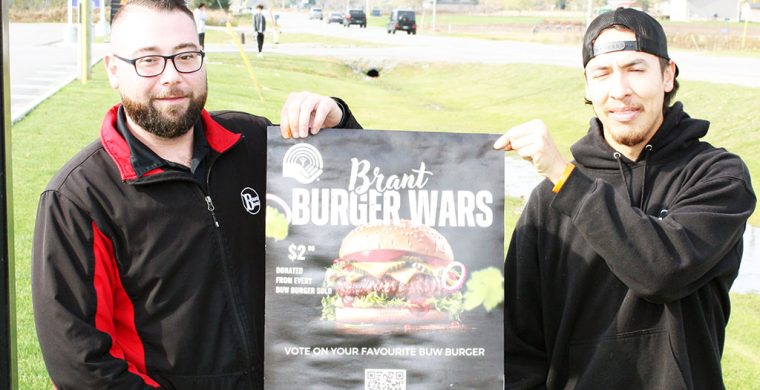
10, 52, 760, 388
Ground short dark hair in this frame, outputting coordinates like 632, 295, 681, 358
256, 4, 264, 9
112, 0, 194, 26
659, 58, 679, 109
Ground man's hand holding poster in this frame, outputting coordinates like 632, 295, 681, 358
265, 128, 505, 389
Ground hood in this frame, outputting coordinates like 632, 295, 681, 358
570, 102, 709, 169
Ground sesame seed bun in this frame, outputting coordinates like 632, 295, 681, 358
337, 220, 454, 263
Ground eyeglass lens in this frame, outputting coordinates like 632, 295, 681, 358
136, 52, 203, 77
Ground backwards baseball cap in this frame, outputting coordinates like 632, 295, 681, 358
583, 7, 677, 75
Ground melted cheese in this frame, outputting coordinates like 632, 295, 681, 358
351, 261, 406, 279
387, 267, 420, 284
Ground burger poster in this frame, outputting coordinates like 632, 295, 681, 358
265, 127, 505, 389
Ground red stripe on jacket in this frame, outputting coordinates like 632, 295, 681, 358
92, 222, 160, 388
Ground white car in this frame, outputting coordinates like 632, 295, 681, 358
308, 7, 323, 20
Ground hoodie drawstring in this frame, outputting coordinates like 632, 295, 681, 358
640, 144, 653, 210
614, 152, 633, 205
613, 145, 653, 210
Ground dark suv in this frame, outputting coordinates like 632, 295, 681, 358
343, 9, 367, 28
387, 9, 416, 35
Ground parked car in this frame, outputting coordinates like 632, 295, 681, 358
308, 7, 323, 20
343, 9, 367, 28
326, 11, 343, 24
371, 7, 381, 17
387, 9, 416, 35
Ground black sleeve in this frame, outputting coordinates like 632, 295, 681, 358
551, 157, 756, 304
331, 97, 363, 129
32, 191, 162, 389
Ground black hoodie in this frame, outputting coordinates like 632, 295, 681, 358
505, 103, 756, 389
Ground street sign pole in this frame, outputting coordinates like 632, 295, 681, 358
80, 0, 92, 83
0, 0, 18, 389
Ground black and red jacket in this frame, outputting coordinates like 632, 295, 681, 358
32, 103, 360, 389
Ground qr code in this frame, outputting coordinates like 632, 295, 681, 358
365, 368, 407, 390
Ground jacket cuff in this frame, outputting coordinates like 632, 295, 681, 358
551, 166, 595, 218
331, 97, 362, 129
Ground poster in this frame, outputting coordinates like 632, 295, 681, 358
265, 128, 504, 389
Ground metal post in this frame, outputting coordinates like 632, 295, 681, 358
431, 0, 437, 32
1, 0, 18, 388
80, 0, 92, 82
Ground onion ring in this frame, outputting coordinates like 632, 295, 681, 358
441, 261, 466, 291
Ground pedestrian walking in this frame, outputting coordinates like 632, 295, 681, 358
253, 4, 266, 57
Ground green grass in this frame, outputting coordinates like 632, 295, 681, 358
10, 52, 760, 388
723, 293, 760, 389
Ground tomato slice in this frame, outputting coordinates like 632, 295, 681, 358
337, 249, 450, 267
343, 249, 409, 262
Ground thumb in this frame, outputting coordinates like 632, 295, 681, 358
493, 133, 512, 150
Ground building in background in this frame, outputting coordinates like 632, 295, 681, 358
740, 1, 760, 22
422, 0, 479, 13
663, 0, 741, 21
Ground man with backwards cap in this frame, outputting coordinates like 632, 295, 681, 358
494, 7, 756, 389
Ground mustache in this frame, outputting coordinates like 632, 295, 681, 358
152, 89, 190, 99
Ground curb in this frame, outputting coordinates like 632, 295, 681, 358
11, 58, 104, 125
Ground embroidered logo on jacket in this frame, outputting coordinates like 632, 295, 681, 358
241, 187, 261, 215
282, 143, 323, 184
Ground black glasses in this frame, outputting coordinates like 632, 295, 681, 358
114, 51, 205, 77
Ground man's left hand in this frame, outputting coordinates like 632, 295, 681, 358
279, 92, 344, 139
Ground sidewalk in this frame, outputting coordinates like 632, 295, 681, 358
9, 23, 108, 123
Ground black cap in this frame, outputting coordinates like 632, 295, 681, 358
583, 7, 674, 73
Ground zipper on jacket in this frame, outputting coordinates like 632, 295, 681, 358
210, 219, 254, 378
204, 196, 220, 227
202, 153, 257, 379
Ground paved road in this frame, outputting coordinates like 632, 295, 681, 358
248, 12, 760, 88
9, 23, 108, 123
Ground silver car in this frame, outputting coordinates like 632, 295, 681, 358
308, 7, 323, 20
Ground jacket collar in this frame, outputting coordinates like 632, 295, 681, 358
100, 103, 242, 181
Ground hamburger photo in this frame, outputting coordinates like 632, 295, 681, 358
321, 220, 467, 333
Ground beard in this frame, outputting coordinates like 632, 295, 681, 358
122, 85, 208, 139
610, 128, 650, 147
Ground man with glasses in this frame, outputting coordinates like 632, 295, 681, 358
31, 0, 361, 388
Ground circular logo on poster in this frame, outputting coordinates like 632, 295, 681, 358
282, 143, 324, 184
